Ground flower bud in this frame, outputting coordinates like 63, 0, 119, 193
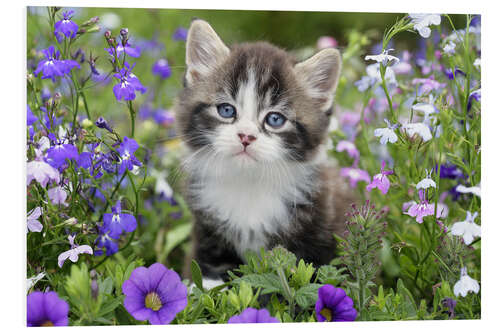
82, 118, 93, 129
104, 30, 112, 39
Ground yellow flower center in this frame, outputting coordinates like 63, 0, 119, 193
41, 320, 54, 326
145, 292, 162, 311
320, 308, 333, 321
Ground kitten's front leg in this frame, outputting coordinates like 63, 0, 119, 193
191, 217, 243, 284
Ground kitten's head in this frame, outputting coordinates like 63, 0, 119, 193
175, 19, 341, 171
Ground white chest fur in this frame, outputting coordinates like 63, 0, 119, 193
188, 158, 316, 257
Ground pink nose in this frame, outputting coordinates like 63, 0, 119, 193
238, 133, 257, 147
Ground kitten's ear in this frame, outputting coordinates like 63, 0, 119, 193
185, 20, 230, 85
294, 48, 342, 111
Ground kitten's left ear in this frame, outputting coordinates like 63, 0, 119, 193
294, 48, 342, 111
185, 19, 230, 86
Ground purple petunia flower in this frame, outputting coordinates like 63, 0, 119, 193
340, 167, 371, 188
112, 63, 147, 101
366, 161, 393, 195
336, 140, 360, 161
315, 285, 357, 322
34, 46, 80, 82
122, 263, 188, 325
27, 291, 69, 326
94, 227, 119, 256
172, 27, 188, 41
228, 308, 280, 323
45, 142, 79, 170
405, 189, 434, 223
103, 200, 137, 239
117, 136, 142, 175
54, 10, 79, 43
152, 59, 172, 79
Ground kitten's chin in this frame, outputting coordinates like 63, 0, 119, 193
231, 150, 259, 168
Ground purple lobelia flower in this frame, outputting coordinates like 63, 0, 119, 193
366, 161, 393, 195
405, 189, 434, 223
95, 117, 113, 133
27, 207, 43, 233
437, 163, 463, 179
336, 140, 360, 161
152, 59, 172, 79
103, 200, 137, 239
34, 46, 80, 82
228, 308, 280, 323
27, 153, 61, 187
315, 285, 357, 322
467, 89, 481, 111
442, 297, 457, 318
54, 10, 79, 43
27, 291, 69, 326
94, 227, 119, 256
340, 166, 371, 188
57, 234, 93, 268
113, 63, 147, 101
412, 76, 446, 95
122, 263, 188, 325
45, 142, 79, 170
106, 37, 141, 58
27, 104, 38, 127
172, 27, 188, 41
153, 109, 175, 126
117, 136, 142, 175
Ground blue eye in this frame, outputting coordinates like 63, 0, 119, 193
265, 112, 287, 128
217, 103, 236, 118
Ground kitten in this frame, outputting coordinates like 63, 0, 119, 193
173, 20, 355, 285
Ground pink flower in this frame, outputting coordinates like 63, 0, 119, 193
405, 190, 434, 223
340, 167, 371, 188
366, 161, 393, 194
336, 140, 360, 161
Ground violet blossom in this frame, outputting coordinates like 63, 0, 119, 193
340, 167, 371, 188
405, 189, 434, 223
54, 10, 79, 43
103, 200, 137, 239
57, 234, 93, 268
315, 285, 357, 322
366, 161, 393, 195
27, 291, 69, 326
34, 46, 80, 82
228, 308, 280, 323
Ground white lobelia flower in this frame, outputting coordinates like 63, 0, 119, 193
416, 169, 437, 190
473, 58, 481, 69
443, 40, 456, 55
27, 272, 46, 292
57, 235, 93, 268
365, 49, 400, 67
374, 119, 398, 145
409, 14, 442, 38
402, 122, 433, 142
27, 207, 43, 233
450, 211, 481, 245
453, 267, 480, 297
456, 183, 481, 198
151, 169, 174, 199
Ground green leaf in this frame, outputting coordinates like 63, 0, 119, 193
317, 265, 348, 285
233, 273, 282, 295
295, 283, 321, 309
191, 259, 203, 290
98, 295, 124, 317
160, 223, 192, 261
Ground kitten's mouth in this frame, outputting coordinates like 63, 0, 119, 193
234, 150, 258, 162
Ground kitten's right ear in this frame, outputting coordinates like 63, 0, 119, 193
185, 20, 230, 85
